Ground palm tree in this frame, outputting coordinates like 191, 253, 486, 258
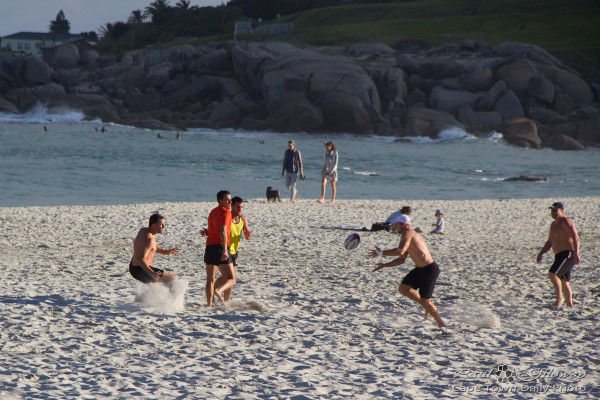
127, 9, 147, 25
175, 0, 190, 10
127, 9, 147, 48
98, 23, 114, 40
145, 0, 172, 24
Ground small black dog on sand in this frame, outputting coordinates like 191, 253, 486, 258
266, 186, 281, 202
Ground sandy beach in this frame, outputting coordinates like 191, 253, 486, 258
1, 197, 598, 399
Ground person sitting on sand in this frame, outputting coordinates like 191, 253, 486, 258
370, 214, 446, 328
429, 210, 445, 234
371, 205, 411, 232
536, 202, 580, 309
385, 205, 412, 224
129, 213, 179, 286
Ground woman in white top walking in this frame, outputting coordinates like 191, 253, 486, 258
318, 141, 339, 203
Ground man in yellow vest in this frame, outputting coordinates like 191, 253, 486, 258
224, 196, 252, 302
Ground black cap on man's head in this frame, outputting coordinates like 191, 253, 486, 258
549, 202, 564, 210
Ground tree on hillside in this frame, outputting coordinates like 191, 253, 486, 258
49, 10, 71, 34
80, 31, 99, 42
128, 9, 147, 25
175, 0, 195, 10
145, 0, 173, 24
98, 22, 129, 41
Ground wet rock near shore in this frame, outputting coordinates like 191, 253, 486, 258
0, 40, 598, 150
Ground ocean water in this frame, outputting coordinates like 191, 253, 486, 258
1, 107, 598, 207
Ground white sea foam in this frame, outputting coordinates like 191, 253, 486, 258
0, 103, 87, 124
133, 279, 189, 314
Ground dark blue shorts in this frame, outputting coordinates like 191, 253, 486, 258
401, 262, 440, 299
549, 250, 575, 281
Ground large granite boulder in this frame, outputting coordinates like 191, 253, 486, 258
527, 76, 555, 103
232, 92, 262, 116
494, 90, 524, 120
23, 56, 52, 84
0, 97, 19, 113
458, 106, 502, 133
577, 114, 600, 144
538, 65, 594, 105
495, 59, 537, 98
552, 92, 575, 115
548, 122, 576, 138
230, 42, 385, 133
162, 75, 222, 110
395, 54, 417, 73
6, 83, 82, 112
499, 118, 541, 149
429, 86, 480, 115
462, 63, 493, 91
80, 50, 100, 66
209, 100, 242, 123
495, 42, 566, 70
478, 80, 508, 111
404, 108, 464, 138
275, 101, 324, 131
53, 69, 82, 86
366, 67, 407, 108
50, 44, 80, 70
167, 45, 199, 63
543, 134, 586, 151
193, 48, 232, 74
127, 90, 160, 113
418, 60, 461, 79
115, 65, 145, 89
145, 62, 173, 88
527, 107, 559, 124
348, 43, 396, 57
82, 102, 121, 123
314, 92, 370, 132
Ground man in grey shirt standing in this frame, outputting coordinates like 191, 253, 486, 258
282, 140, 304, 201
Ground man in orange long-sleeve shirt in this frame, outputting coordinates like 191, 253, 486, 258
203, 190, 235, 307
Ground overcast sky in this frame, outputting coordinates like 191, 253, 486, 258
0, 0, 226, 37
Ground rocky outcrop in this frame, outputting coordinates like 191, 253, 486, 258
500, 118, 542, 149
0, 40, 598, 150
504, 176, 549, 182
24, 56, 52, 84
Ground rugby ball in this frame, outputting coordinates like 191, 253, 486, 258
344, 233, 360, 250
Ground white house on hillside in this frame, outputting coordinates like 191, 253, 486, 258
1, 32, 95, 56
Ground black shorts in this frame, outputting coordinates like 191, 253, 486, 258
549, 250, 575, 281
204, 244, 231, 266
401, 262, 440, 299
230, 252, 239, 267
129, 263, 163, 284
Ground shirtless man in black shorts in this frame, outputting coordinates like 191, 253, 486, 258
370, 214, 446, 328
536, 202, 580, 308
130, 213, 179, 285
